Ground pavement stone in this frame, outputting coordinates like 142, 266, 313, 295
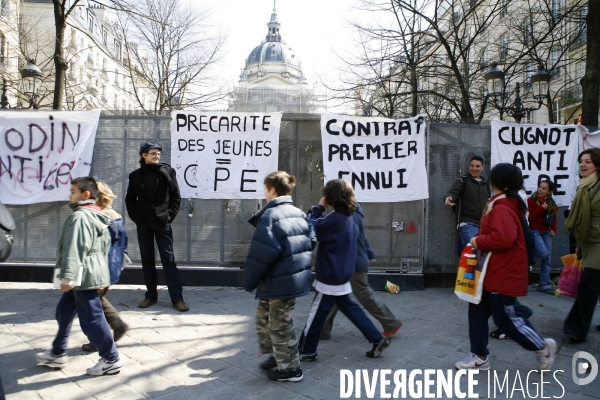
0, 282, 598, 399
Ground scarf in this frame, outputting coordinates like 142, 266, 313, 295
564, 173, 600, 240
531, 191, 559, 213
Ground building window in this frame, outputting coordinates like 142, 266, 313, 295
552, 0, 561, 19
114, 69, 118, 84
525, 62, 534, 86
577, 62, 585, 79
524, 18, 532, 45
1, 0, 10, 17
500, 35, 509, 60
0, 33, 4, 60
114, 94, 118, 109
526, 111, 534, 124
501, 0, 508, 17
481, 49, 488, 66
551, 47, 562, 77
102, 58, 107, 72
552, 100, 562, 123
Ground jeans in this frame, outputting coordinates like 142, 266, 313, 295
533, 230, 553, 286
468, 292, 545, 356
136, 222, 183, 303
52, 290, 119, 361
321, 270, 400, 335
457, 222, 479, 255
298, 292, 383, 355
564, 268, 600, 341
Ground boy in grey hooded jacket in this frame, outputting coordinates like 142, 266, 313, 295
35, 177, 122, 376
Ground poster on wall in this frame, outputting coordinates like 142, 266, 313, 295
320, 113, 429, 202
490, 119, 583, 206
0, 110, 101, 205
171, 111, 281, 199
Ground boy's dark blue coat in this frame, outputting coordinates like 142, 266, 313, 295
353, 204, 376, 272
244, 196, 316, 299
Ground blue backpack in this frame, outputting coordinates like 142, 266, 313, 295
107, 218, 128, 285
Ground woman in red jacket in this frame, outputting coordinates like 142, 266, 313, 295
455, 163, 556, 371
527, 180, 558, 293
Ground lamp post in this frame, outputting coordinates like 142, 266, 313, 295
484, 62, 550, 123
20, 59, 44, 109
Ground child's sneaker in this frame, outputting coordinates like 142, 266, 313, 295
259, 355, 277, 370
366, 337, 390, 358
383, 321, 403, 339
86, 358, 122, 376
35, 350, 68, 369
535, 338, 557, 370
455, 353, 490, 370
299, 352, 318, 362
267, 367, 303, 382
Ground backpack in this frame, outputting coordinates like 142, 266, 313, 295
0, 201, 15, 262
452, 176, 468, 214
107, 218, 129, 285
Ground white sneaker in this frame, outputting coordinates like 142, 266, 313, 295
455, 353, 490, 370
86, 358, 122, 376
35, 350, 68, 369
535, 338, 557, 370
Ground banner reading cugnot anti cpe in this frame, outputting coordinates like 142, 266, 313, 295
490, 119, 583, 206
320, 113, 428, 202
170, 111, 281, 199
0, 109, 100, 205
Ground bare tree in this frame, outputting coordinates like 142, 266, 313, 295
116, 0, 226, 110
581, 0, 599, 127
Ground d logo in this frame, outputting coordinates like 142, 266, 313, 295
572, 351, 598, 385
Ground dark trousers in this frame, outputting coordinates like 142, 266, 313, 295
469, 291, 545, 357
298, 292, 382, 355
52, 290, 118, 361
564, 268, 600, 340
322, 270, 400, 335
99, 288, 125, 332
137, 222, 183, 303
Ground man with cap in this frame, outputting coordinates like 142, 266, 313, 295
125, 142, 188, 311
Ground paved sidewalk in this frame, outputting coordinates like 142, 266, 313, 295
0, 282, 598, 400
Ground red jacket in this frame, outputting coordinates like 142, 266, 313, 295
476, 194, 528, 297
527, 197, 558, 235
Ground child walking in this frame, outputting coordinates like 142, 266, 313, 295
527, 180, 558, 294
35, 177, 122, 375
299, 179, 390, 361
81, 182, 129, 352
244, 171, 316, 382
455, 163, 556, 371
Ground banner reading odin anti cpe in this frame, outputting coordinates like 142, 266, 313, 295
321, 114, 429, 203
171, 111, 281, 199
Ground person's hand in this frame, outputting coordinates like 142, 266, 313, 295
576, 248, 582, 260
60, 284, 73, 293
318, 197, 328, 208
470, 237, 477, 249
444, 196, 455, 206
548, 231, 555, 237
542, 203, 549, 209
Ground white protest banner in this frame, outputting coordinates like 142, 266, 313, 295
171, 111, 281, 199
582, 128, 600, 150
0, 110, 100, 205
320, 113, 428, 202
490, 119, 582, 206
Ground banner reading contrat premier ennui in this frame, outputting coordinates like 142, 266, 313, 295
320, 113, 429, 202
171, 111, 281, 199
0, 110, 100, 205
491, 119, 583, 206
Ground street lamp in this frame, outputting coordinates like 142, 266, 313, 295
484, 62, 551, 123
20, 59, 44, 109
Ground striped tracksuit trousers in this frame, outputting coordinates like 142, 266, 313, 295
469, 291, 545, 356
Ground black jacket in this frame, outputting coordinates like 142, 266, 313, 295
125, 162, 181, 226
244, 196, 316, 299
444, 173, 489, 225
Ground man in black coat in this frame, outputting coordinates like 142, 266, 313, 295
125, 142, 188, 311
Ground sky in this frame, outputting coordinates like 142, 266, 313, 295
201, 0, 365, 110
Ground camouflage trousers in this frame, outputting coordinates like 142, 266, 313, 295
255, 298, 300, 371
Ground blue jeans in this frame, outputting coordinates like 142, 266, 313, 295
52, 290, 119, 361
533, 230, 553, 286
137, 222, 183, 303
457, 223, 479, 255
298, 292, 383, 355
469, 292, 544, 356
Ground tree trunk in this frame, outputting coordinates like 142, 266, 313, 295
581, 0, 599, 127
52, 1, 67, 110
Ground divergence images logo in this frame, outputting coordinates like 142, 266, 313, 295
572, 351, 598, 386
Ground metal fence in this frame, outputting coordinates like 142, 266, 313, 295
4, 112, 569, 273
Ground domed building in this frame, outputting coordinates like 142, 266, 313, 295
228, 4, 324, 113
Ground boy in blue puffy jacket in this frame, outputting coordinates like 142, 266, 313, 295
244, 171, 316, 383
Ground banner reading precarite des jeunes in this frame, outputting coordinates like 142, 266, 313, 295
171, 111, 281, 199
320, 113, 428, 202
0, 110, 100, 205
